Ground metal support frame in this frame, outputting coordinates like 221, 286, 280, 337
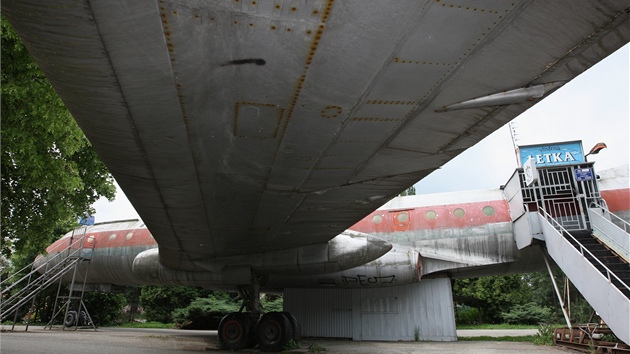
0, 225, 96, 331
541, 247, 572, 329
45, 228, 96, 331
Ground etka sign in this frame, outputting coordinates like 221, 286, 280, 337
518, 141, 585, 167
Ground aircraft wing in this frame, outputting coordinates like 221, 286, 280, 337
4, 1, 628, 270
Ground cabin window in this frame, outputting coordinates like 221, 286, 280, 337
425, 210, 437, 220
109, 233, 117, 241
397, 212, 409, 223
482, 206, 495, 216
453, 208, 465, 218
126, 232, 134, 240
372, 215, 383, 224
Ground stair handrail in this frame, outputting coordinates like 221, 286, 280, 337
589, 202, 630, 235
0, 256, 79, 310
0, 257, 82, 318
538, 208, 630, 294
0, 235, 86, 296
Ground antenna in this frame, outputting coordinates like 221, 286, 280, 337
509, 122, 520, 166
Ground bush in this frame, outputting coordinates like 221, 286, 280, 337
173, 293, 240, 329
456, 305, 479, 325
83, 291, 127, 325
172, 292, 284, 330
501, 302, 553, 325
140, 286, 210, 323
261, 293, 283, 313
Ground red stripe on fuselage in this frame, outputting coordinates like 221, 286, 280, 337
44, 188, 628, 253
350, 199, 510, 234
601, 188, 630, 213
46, 228, 157, 252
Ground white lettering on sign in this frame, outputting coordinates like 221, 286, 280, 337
529, 152, 576, 165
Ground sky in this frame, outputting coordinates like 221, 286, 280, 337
91, 44, 629, 223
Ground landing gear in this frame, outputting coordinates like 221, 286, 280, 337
255, 312, 294, 352
218, 313, 255, 350
218, 283, 300, 352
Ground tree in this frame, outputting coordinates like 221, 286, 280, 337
1, 17, 115, 257
83, 291, 127, 326
399, 185, 416, 196
453, 275, 531, 323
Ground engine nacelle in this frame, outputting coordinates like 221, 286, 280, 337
132, 230, 392, 285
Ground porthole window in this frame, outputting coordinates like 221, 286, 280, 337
453, 208, 465, 218
87, 236, 95, 243
109, 233, 117, 241
482, 206, 495, 216
425, 210, 437, 220
126, 232, 134, 240
372, 215, 383, 224
397, 212, 409, 223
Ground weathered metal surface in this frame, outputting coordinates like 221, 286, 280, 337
553, 325, 630, 353
4, 1, 628, 271
284, 278, 456, 341
37, 183, 630, 290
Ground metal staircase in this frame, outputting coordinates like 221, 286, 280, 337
0, 227, 94, 329
538, 209, 630, 345
505, 163, 630, 345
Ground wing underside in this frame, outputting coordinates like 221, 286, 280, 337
4, 0, 629, 269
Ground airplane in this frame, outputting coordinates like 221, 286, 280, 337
36, 166, 629, 346
3, 0, 629, 351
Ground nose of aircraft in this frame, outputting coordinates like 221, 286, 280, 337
32, 254, 46, 273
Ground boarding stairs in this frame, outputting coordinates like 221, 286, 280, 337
505, 163, 630, 345
0, 228, 94, 328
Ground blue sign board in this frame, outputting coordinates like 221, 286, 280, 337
574, 168, 594, 181
518, 141, 584, 167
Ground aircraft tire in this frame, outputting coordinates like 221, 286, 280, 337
64, 310, 77, 327
282, 312, 301, 343
218, 313, 254, 351
255, 312, 294, 352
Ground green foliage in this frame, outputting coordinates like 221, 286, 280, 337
458, 335, 536, 342
116, 321, 174, 329
283, 338, 299, 351
399, 186, 416, 196
261, 293, 284, 313
1, 17, 115, 258
455, 305, 479, 325
171, 292, 284, 330
308, 343, 326, 352
172, 293, 241, 329
453, 275, 530, 324
454, 271, 595, 326
139, 286, 210, 323
457, 324, 546, 330
533, 323, 554, 346
83, 292, 127, 326
501, 302, 553, 325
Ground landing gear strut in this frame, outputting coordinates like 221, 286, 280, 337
218, 281, 300, 352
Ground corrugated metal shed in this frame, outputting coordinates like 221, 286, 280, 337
284, 278, 456, 341
284, 288, 353, 338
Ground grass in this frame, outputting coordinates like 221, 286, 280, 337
456, 323, 562, 330
115, 321, 175, 329
458, 335, 537, 342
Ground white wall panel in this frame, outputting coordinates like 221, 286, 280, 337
284, 277, 456, 341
